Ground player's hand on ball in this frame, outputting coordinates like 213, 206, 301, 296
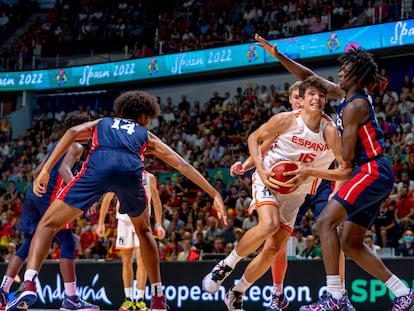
282, 161, 309, 185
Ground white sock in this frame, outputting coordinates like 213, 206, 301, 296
224, 249, 243, 269
1, 276, 14, 293
273, 283, 283, 295
64, 281, 77, 296
124, 287, 133, 300
137, 289, 145, 300
151, 282, 163, 297
233, 275, 252, 294
385, 275, 410, 297
327, 275, 343, 300
24, 269, 38, 282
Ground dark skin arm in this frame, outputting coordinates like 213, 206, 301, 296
33, 119, 100, 196
255, 33, 344, 100
341, 98, 370, 163
58, 142, 84, 184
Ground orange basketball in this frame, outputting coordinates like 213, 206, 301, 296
268, 160, 298, 194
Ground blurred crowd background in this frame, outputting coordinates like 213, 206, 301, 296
0, 0, 412, 70
0, 0, 413, 263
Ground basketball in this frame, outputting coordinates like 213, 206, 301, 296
268, 160, 298, 194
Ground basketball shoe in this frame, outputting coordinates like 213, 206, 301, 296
119, 298, 136, 311
150, 295, 168, 311
0, 288, 8, 311
391, 289, 414, 311
299, 292, 350, 311
224, 287, 245, 311
5, 280, 37, 311
266, 291, 289, 311
202, 260, 233, 294
135, 298, 148, 311
60, 294, 100, 311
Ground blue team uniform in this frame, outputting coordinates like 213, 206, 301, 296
57, 117, 147, 217
296, 168, 335, 224
17, 142, 75, 260
333, 93, 394, 228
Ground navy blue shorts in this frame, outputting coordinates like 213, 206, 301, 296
58, 151, 147, 217
334, 156, 394, 228
296, 179, 334, 223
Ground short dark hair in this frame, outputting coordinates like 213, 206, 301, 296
298, 76, 327, 97
64, 114, 90, 131
114, 91, 160, 121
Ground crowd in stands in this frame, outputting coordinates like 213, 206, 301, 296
0, 67, 413, 261
0, 0, 408, 71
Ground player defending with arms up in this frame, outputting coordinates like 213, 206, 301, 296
256, 33, 414, 311
202, 77, 352, 311
6, 91, 226, 311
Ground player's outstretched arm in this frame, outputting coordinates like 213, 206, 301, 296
146, 131, 227, 225
255, 33, 344, 99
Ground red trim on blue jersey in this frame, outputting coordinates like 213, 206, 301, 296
50, 175, 63, 204
359, 121, 382, 159
57, 154, 90, 201
337, 160, 379, 204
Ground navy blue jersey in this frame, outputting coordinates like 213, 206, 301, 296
20, 141, 66, 235
24, 142, 64, 205
90, 117, 148, 163
336, 93, 385, 166
58, 117, 148, 216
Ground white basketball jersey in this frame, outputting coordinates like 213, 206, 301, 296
117, 171, 152, 221
262, 110, 336, 194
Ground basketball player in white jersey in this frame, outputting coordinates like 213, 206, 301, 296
96, 169, 165, 311
202, 76, 352, 310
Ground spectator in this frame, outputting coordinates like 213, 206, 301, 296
394, 185, 414, 233
193, 231, 212, 254
205, 216, 222, 245
363, 233, 381, 255
242, 212, 257, 231
235, 187, 252, 213
300, 235, 322, 259
221, 216, 236, 245
372, 200, 398, 248
294, 226, 306, 255
211, 236, 225, 254
395, 229, 414, 257
49, 240, 61, 260
299, 214, 313, 237
177, 237, 193, 261
79, 220, 99, 259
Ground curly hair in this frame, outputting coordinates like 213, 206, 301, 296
298, 76, 328, 97
114, 91, 160, 121
64, 114, 90, 131
337, 46, 383, 88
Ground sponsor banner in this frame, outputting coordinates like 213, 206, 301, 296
1, 20, 413, 91
2, 259, 412, 310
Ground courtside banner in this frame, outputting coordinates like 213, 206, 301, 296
0, 20, 413, 92
1, 259, 412, 310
